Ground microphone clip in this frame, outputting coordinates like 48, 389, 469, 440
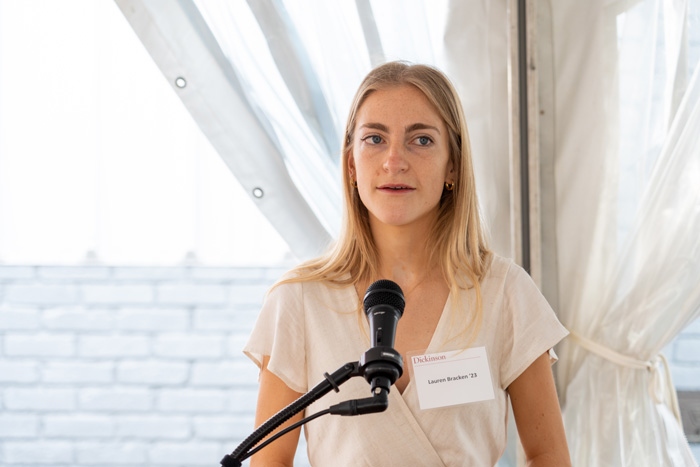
359, 346, 403, 393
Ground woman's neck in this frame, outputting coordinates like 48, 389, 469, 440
370, 221, 438, 289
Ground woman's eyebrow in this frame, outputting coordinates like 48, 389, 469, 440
359, 122, 440, 134
406, 123, 440, 134
359, 122, 389, 132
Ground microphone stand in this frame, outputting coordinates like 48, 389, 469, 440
220, 346, 402, 467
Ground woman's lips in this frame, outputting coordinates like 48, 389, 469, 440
377, 184, 415, 193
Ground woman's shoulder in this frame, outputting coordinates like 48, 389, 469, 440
478, 254, 538, 296
482, 253, 516, 280
269, 267, 352, 298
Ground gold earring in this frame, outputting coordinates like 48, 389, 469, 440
351, 179, 358, 188
445, 182, 454, 191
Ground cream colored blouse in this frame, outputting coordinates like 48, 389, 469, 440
244, 255, 568, 466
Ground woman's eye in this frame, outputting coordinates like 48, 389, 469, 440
416, 136, 432, 146
364, 135, 383, 144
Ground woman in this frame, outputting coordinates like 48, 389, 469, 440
244, 62, 571, 466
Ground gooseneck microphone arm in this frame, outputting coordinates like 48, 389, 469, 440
220, 280, 405, 467
220, 361, 363, 467
220, 360, 392, 467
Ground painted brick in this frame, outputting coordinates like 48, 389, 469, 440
670, 365, 700, 390
0, 360, 39, 383
0, 264, 305, 465
43, 361, 114, 384
2, 441, 74, 463
113, 267, 186, 280
82, 284, 154, 304
691, 444, 700, 463
44, 414, 114, 437
117, 360, 189, 385
675, 339, 700, 363
148, 441, 221, 466
0, 414, 39, 437
193, 308, 241, 331
228, 388, 259, 413
192, 361, 258, 386
153, 334, 224, 358
156, 283, 228, 305
37, 266, 111, 280
0, 306, 40, 329
5, 387, 76, 411
229, 284, 270, 306
5, 333, 75, 357
157, 389, 228, 413
116, 415, 190, 439
0, 266, 36, 279
189, 267, 264, 281
75, 441, 147, 464
663, 341, 675, 358
193, 416, 254, 440
116, 307, 188, 331
295, 440, 311, 467
263, 267, 290, 281
196, 307, 259, 332
79, 387, 152, 411
682, 317, 700, 335
4, 283, 79, 305
79, 335, 149, 357
42, 306, 115, 330
227, 335, 251, 356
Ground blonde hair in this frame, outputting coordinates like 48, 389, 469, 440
279, 61, 492, 345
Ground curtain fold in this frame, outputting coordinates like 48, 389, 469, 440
191, 0, 343, 238
244, 0, 340, 157
115, 0, 334, 260
116, 0, 514, 262
551, 0, 700, 464
354, 0, 385, 67
562, 61, 700, 465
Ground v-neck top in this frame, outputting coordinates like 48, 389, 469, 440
244, 255, 568, 466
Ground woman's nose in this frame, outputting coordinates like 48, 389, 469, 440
382, 141, 408, 173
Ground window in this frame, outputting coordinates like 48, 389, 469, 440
0, 0, 292, 266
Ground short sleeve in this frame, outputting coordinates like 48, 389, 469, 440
243, 280, 308, 394
499, 263, 569, 389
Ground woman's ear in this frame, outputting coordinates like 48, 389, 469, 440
445, 158, 455, 182
348, 152, 356, 178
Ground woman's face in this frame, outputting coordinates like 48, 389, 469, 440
348, 84, 454, 231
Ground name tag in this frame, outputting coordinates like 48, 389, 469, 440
410, 346, 495, 410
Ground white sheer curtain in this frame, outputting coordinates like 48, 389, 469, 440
550, 0, 700, 464
115, 0, 514, 261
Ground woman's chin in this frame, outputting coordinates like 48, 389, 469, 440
369, 211, 436, 230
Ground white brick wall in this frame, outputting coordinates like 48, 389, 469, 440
0, 361, 39, 383
117, 361, 189, 385
668, 322, 700, 390
5, 333, 75, 357
5, 387, 77, 411
43, 361, 114, 384
2, 441, 75, 464
1, 264, 697, 466
79, 387, 152, 412
116, 415, 190, 439
0, 414, 38, 437
43, 415, 115, 438
0, 264, 289, 467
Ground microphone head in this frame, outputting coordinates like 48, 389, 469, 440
363, 279, 405, 316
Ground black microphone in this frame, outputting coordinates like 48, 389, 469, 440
359, 279, 405, 393
365, 279, 405, 348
